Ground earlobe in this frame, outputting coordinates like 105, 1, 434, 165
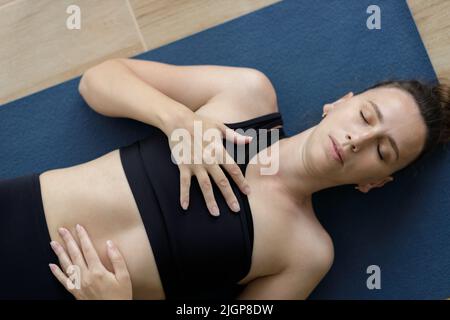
355, 176, 394, 193
354, 184, 370, 193
323, 103, 332, 114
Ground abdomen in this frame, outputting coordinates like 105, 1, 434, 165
39, 149, 165, 299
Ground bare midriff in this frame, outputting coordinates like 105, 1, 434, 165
40, 150, 166, 299
39, 145, 297, 299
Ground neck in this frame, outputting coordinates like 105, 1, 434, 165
274, 126, 340, 205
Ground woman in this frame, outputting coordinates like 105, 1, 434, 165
1, 59, 448, 300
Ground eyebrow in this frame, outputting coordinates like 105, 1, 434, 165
368, 100, 400, 161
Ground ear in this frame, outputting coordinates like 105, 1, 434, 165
335, 91, 353, 104
355, 176, 394, 193
323, 91, 353, 114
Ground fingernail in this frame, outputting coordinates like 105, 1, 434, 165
49, 264, 56, 271
231, 201, 240, 212
106, 240, 113, 248
50, 241, 58, 251
211, 205, 220, 216
58, 228, 66, 236
76, 224, 82, 232
181, 200, 188, 210
244, 185, 251, 195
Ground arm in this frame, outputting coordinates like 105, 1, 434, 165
79, 58, 193, 135
238, 241, 334, 300
78, 58, 276, 216
78, 58, 272, 134
237, 268, 329, 300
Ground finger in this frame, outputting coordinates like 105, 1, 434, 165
195, 169, 220, 216
222, 152, 251, 195
50, 241, 73, 274
208, 165, 240, 213
179, 166, 191, 210
220, 124, 253, 145
58, 227, 87, 270
75, 224, 102, 269
106, 240, 131, 283
49, 263, 70, 291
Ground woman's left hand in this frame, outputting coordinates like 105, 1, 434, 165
49, 224, 132, 300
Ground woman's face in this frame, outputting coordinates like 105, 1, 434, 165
305, 86, 427, 192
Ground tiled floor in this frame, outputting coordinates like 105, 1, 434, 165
408, 0, 450, 82
129, 0, 279, 50
0, 0, 447, 105
0, 0, 144, 104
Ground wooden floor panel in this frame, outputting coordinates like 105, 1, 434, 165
0, 0, 447, 104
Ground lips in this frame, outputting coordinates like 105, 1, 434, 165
329, 135, 344, 165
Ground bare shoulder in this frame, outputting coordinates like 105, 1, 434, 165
271, 219, 334, 299
288, 217, 335, 279
195, 68, 279, 124
237, 222, 334, 300
266, 199, 334, 277
239, 201, 335, 299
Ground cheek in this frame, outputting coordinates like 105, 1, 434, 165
360, 163, 391, 182
349, 151, 384, 175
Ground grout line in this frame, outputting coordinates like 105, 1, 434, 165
125, 0, 148, 51
0, 0, 24, 11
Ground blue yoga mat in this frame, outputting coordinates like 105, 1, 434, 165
1, 0, 448, 299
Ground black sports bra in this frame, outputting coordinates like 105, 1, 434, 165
119, 112, 286, 299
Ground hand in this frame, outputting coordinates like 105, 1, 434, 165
164, 112, 252, 216
49, 224, 132, 300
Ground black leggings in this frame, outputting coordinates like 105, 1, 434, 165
0, 173, 73, 299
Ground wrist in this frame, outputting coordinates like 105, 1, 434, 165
160, 105, 194, 136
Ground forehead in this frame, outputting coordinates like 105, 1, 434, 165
359, 87, 427, 164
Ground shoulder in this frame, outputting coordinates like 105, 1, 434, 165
239, 68, 278, 110
238, 224, 334, 300
195, 68, 279, 123
288, 220, 335, 279
276, 224, 334, 298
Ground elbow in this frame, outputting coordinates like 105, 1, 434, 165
78, 63, 101, 102
78, 68, 102, 113
78, 60, 111, 97
78, 59, 121, 112
78, 70, 90, 99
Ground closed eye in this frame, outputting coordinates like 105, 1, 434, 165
360, 110, 384, 161
377, 145, 384, 161
360, 110, 369, 124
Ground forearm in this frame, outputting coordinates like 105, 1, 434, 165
78, 59, 193, 134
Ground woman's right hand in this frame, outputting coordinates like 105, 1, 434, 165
163, 112, 253, 216
49, 225, 132, 300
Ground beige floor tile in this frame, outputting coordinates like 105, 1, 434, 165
408, 0, 450, 80
129, 0, 281, 50
0, 0, 15, 8
1, 0, 447, 104
0, 0, 145, 105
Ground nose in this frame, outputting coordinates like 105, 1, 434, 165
342, 129, 377, 152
